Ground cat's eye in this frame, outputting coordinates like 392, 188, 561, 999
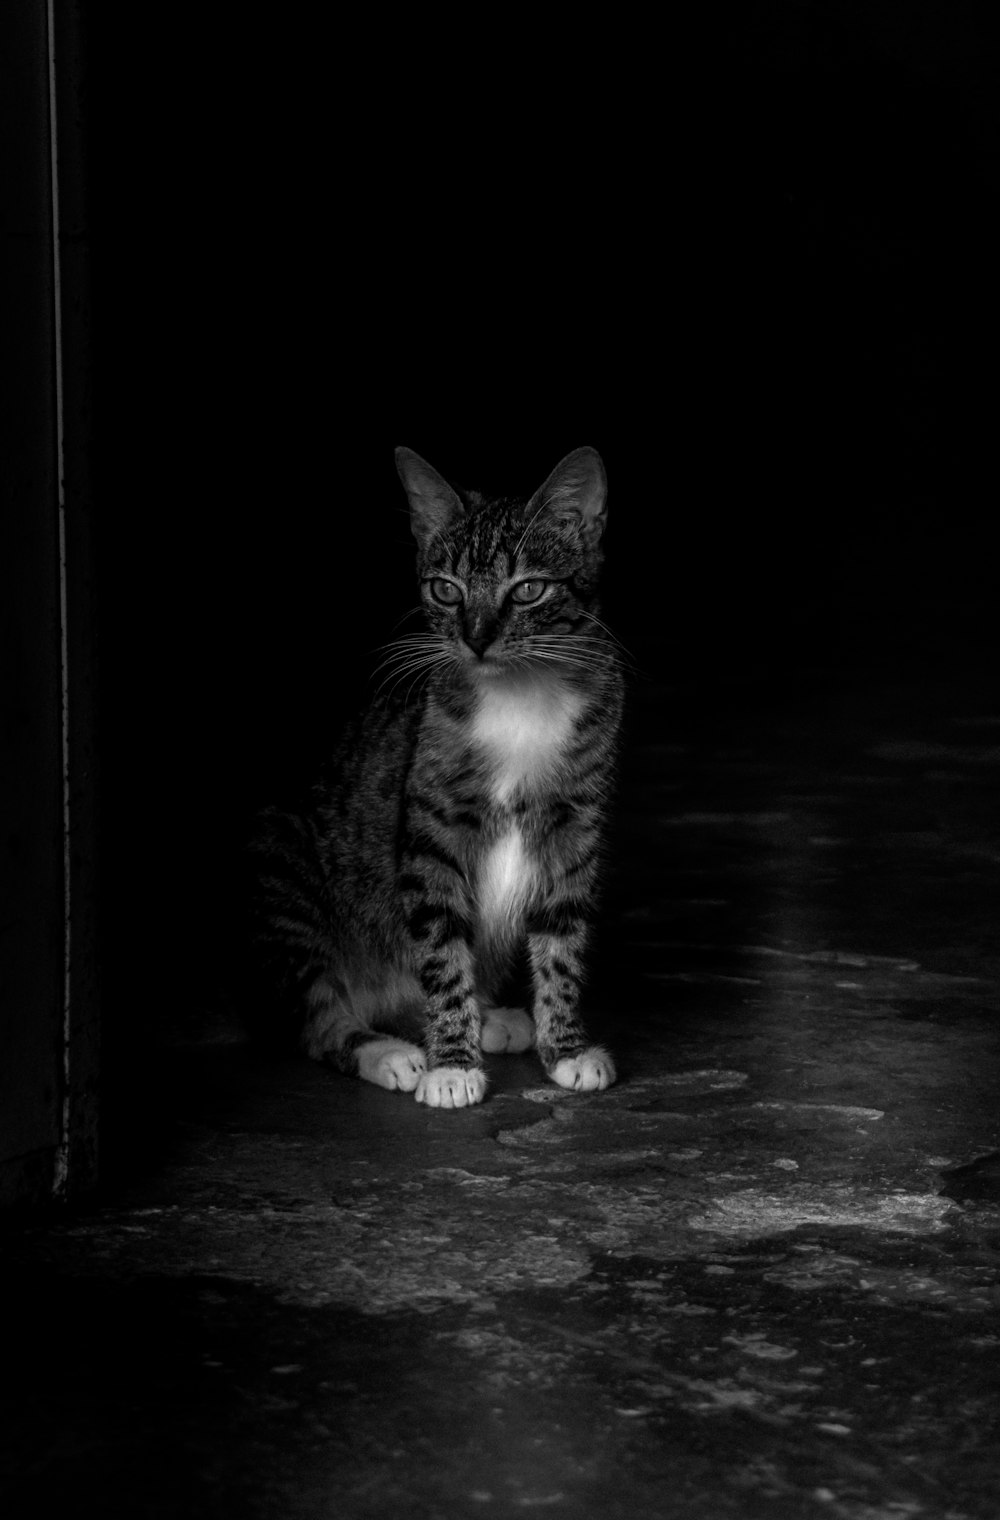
511, 579, 547, 604
428, 578, 463, 605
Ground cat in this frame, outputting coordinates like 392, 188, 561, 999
251, 445, 624, 1109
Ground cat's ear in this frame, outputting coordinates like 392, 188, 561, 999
395, 447, 466, 549
528, 447, 608, 542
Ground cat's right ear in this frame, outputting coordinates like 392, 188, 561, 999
527, 447, 608, 544
395, 447, 466, 550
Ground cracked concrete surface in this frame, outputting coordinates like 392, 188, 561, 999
2, 674, 999, 1519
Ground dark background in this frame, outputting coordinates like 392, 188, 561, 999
73, 7, 995, 1124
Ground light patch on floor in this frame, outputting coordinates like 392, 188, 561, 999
688, 1187, 954, 1236
656, 1069, 749, 1089
646, 971, 763, 986
753, 1101, 885, 1121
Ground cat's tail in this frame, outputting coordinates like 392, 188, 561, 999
245, 805, 336, 1048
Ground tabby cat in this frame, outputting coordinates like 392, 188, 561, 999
252, 445, 624, 1109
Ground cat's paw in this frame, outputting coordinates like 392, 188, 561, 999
415, 1066, 488, 1109
549, 1045, 616, 1093
480, 1006, 536, 1054
358, 1038, 427, 1092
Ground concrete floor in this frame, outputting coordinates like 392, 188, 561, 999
3, 665, 1000, 1519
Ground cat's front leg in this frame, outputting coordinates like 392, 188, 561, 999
418, 962, 488, 1108
408, 909, 488, 1108
527, 909, 616, 1093
400, 804, 489, 1105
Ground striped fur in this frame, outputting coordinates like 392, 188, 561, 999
251, 446, 624, 1108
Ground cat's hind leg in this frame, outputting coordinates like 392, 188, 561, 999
550, 1047, 616, 1091
303, 969, 426, 1092
356, 1039, 427, 1091
479, 1005, 536, 1053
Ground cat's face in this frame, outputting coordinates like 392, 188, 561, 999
393, 447, 611, 686
416, 500, 603, 677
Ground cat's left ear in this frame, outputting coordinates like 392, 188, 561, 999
528, 447, 608, 542
395, 447, 466, 550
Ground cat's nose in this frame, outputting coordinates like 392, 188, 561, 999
464, 632, 494, 659
462, 615, 498, 659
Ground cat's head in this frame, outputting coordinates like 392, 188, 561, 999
394, 446, 611, 683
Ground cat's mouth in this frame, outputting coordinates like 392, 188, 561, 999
464, 648, 556, 686
468, 655, 506, 681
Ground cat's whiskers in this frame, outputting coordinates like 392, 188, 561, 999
574, 610, 637, 671
373, 638, 440, 674
520, 631, 621, 678
374, 647, 451, 683
372, 633, 459, 703
385, 605, 425, 636
378, 661, 454, 708
372, 633, 449, 673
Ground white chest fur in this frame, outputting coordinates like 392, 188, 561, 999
471, 676, 584, 805
477, 826, 534, 933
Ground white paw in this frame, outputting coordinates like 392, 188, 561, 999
550, 1045, 616, 1093
480, 1006, 536, 1054
415, 1066, 488, 1109
358, 1038, 427, 1092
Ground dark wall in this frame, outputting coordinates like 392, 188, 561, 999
2, 1, 101, 1202
1, 2, 65, 1198
78, 8, 995, 1118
